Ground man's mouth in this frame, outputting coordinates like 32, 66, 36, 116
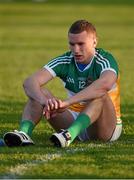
74, 55, 83, 59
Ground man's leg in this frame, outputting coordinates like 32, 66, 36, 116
3, 88, 55, 146
48, 110, 75, 147
19, 88, 54, 136
3, 99, 44, 147
84, 95, 116, 141
20, 99, 43, 136
50, 94, 117, 147
67, 95, 116, 142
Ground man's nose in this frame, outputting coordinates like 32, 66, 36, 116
73, 44, 80, 53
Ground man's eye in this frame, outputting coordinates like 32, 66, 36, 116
70, 43, 74, 46
78, 43, 84, 46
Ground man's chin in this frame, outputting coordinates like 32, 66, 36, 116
75, 58, 85, 63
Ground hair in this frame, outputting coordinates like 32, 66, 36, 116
68, 19, 97, 36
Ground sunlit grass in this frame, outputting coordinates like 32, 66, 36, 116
0, 1, 134, 179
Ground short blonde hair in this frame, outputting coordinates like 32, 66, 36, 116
68, 19, 97, 37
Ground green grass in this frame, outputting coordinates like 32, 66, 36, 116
0, 1, 134, 179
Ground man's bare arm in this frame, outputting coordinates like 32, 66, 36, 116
23, 68, 53, 106
62, 71, 117, 107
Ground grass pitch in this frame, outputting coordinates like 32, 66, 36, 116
0, 0, 134, 179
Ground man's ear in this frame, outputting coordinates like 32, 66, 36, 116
93, 37, 98, 47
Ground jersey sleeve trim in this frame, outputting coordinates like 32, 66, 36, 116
95, 51, 118, 75
101, 68, 117, 75
44, 65, 56, 77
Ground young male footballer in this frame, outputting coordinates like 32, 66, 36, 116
3, 20, 122, 147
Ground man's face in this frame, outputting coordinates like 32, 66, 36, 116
68, 31, 97, 64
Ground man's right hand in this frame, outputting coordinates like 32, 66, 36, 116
43, 98, 69, 120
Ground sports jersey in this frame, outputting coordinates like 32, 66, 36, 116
44, 48, 121, 124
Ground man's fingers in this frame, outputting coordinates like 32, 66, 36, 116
43, 98, 69, 119
43, 106, 50, 119
52, 98, 59, 109
47, 98, 59, 110
46, 111, 50, 119
44, 110, 50, 119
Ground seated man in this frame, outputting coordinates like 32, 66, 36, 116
3, 19, 122, 147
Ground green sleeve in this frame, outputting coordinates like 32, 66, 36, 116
43, 51, 72, 80
95, 51, 119, 77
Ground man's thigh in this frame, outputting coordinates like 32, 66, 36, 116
47, 110, 75, 132
85, 95, 117, 141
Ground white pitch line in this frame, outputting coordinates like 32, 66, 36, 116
1, 145, 99, 179
1, 153, 61, 179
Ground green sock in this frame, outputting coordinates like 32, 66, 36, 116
67, 113, 91, 143
19, 120, 35, 137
